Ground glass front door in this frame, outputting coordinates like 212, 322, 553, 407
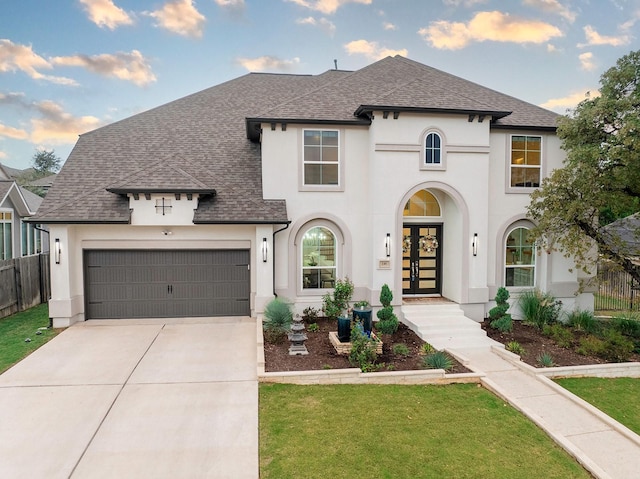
402, 224, 442, 295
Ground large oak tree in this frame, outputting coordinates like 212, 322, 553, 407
527, 50, 640, 284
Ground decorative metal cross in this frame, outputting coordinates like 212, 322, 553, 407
155, 197, 172, 215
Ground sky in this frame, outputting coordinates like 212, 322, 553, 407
1, 0, 639, 171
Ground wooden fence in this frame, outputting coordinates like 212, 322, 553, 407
0, 253, 50, 319
595, 261, 640, 312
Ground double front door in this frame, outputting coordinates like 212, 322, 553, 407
402, 224, 442, 295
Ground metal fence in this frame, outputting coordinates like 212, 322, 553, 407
0, 253, 51, 319
595, 261, 640, 312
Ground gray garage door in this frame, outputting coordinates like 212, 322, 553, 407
84, 250, 250, 319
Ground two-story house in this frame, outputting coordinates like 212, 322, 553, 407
33, 56, 593, 327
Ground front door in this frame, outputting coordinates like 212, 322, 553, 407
402, 224, 442, 295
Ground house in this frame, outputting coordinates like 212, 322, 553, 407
0, 164, 47, 260
33, 56, 594, 327
604, 213, 640, 265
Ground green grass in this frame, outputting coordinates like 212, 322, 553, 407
555, 377, 640, 435
260, 383, 591, 479
0, 304, 60, 374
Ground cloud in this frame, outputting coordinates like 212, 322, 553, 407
0, 123, 29, 140
382, 22, 396, 30
442, 0, 487, 6
146, 0, 206, 38
214, 0, 245, 12
30, 100, 102, 144
235, 55, 301, 72
51, 50, 156, 86
418, 11, 563, 50
296, 16, 336, 35
344, 39, 407, 60
78, 0, 133, 30
0, 39, 77, 85
578, 25, 630, 47
579, 51, 596, 71
523, 0, 576, 22
285, 0, 371, 15
540, 89, 600, 111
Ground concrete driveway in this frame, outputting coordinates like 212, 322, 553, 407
0, 317, 258, 479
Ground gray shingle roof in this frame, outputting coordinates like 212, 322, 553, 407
604, 213, 640, 258
34, 56, 559, 224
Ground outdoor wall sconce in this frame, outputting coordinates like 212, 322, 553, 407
55, 238, 61, 264
385, 233, 391, 257
472, 233, 478, 257
262, 237, 268, 262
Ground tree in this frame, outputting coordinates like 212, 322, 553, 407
527, 50, 640, 284
32, 149, 61, 175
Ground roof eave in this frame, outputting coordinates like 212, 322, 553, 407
354, 105, 513, 121
246, 117, 371, 141
106, 188, 217, 196
490, 124, 557, 133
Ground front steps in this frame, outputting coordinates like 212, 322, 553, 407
401, 303, 500, 350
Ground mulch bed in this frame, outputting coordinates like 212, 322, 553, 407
482, 320, 640, 368
263, 317, 470, 374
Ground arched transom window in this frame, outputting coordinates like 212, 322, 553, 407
505, 227, 535, 287
403, 190, 441, 217
425, 132, 441, 165
301, 226, 336, 289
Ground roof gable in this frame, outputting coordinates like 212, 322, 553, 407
0, 181, 35, 216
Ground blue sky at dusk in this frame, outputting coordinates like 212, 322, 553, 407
1, 0, 639, 170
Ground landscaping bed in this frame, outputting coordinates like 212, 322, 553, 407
263, 317, 470, 374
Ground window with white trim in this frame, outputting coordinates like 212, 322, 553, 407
21, 221, 42, 256
0, 211, 12, 260
510, 135, 541, 188
505, 227, 535, 287
425, 132, 441, 165
301, 226, 336, 289
303, 130, 339, 186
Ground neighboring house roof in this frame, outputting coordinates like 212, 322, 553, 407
26, 174, 57, 189
33, 56, 559, 224
19, 187, 43, 213
604, 213, 640, 260
0, 180, 36, 217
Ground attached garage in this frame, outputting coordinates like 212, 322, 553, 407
84, 249, 250, 319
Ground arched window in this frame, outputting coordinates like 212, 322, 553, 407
301, 226, 337, 289
403, 190, 441, 217
425, 132, 441, 165
505, 227, 535, 287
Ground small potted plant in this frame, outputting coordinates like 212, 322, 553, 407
352, 300, 372, 336
323, 277, 354, 342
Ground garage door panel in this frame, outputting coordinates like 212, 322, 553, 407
84, 250, 250, 320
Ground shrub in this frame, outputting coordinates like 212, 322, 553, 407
576, 335, 606, 356
488, 287, 510, 321
392, 343, 410, 357
349, 326, 378, 372
322, 277, 354, 319
491, 315, 513, 332
302, 306, 320, 322
519, 289, 562, 329
420, 343, 435, 355
307, 322, 319, 333
263, 298, 293, 343
600, 329, 635, 362
506, 341, 526, 356
567, 310, 600, 334
536, 352, 555, 367
610, 314, 640, 339
376, 284, 398, 334
542, 323, 574, 348
421, 351, 454, 371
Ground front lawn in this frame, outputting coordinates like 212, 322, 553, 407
260, 383, 591, 479
0, 304, 60, 374
555, 377, 640, 435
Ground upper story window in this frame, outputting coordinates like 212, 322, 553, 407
303, 130, 339, 186
511, 136, 541, 188
1, 211, 12, 260
505, 227, 535, 287
425, 132, 441, 165
301, 226, 336, 290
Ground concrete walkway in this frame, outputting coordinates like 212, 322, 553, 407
403, 303, 640, 479
0, 317, 258, 479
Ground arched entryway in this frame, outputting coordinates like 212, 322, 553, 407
396, 183, 469, 303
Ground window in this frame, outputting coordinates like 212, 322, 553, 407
425, 132, 441, 165
21, 221, 42, 256
0, 211, 12, 260
505, 227, 535, 287
301, 226, 336, 289
403, 190, 441, 217
511, 136, 541, 188
155, 197, 172, 215
303, 130, 339, 185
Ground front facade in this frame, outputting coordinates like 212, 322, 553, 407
34, 56, 593, 327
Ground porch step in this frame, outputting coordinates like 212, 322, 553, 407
401, 303, 498, 351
